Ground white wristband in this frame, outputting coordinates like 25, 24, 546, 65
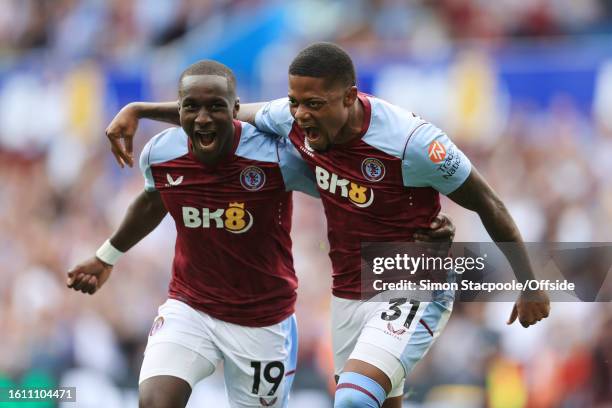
95, 239, 124, 266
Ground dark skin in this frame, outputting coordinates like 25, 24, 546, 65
285, 77, 549, 407
178, 75, 239, 165
282, 76, 550, 315
68, 74, 240, 294
287, 75, 362, 151
104, 92, 453, 246
104, 75, 548, 408
138, 376, 191, 408
104, 78, 549, 323
68, 74, 241, 408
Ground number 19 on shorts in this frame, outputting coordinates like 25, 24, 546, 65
251, 361, 285, 396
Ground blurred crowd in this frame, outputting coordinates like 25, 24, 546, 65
0, 0, 262, 59
1, 0, 611, 407
328, 0, 612, 50
2, 0, 612, 58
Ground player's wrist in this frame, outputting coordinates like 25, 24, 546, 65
95, 239, 124, 266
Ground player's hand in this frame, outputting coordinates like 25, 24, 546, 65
67, 257, 113, 295
413, 213, 455, 256
507, 290, 550, 328
413, 213, 455, 242
106, 103, 140, 168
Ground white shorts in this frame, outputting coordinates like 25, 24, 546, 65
139, 299, 298, 407
332, 295, 452, 398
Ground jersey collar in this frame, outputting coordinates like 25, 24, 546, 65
336, 92, 372, 148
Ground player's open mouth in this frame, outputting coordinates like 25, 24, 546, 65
194, 130, 217, 150
303, 127, 321, 142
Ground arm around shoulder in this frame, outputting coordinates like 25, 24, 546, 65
106, 101, 180, 168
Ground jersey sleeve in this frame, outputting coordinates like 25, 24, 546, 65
139, 138, 156, 192
401, 122, 472, 195
254, 98, 294, 138
277, 137, 319, 198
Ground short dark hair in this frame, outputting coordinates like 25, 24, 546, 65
178, 60, 236, 98
289, 42, 356, 88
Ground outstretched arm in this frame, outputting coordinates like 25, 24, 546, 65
448, 167, 550, 327
106, 101, 267, 168
108, 190, 168, 251
67, 190, 167, 294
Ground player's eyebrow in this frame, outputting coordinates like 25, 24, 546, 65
288, 94, 327, 102
207, 97, 228, 105
181, 96, 197, 105
182, 96, 228, 105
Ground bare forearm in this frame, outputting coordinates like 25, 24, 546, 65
130, 101, 180, 125
448, 168, 535, 282
237, 102, 267, 125
125, 101, 267, 127
110, 191, 167, 251
477, 196, 522, 242
476, 199, 536, 283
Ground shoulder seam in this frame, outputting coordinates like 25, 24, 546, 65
401, 121, 427, 161
146, 127, 189, 166
146, 138, 153, 167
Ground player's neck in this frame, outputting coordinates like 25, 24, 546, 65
335, 97, 364, 145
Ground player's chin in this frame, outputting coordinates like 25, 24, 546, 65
308, 138, 331, 152
192, 141, 225, 162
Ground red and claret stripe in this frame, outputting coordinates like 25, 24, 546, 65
419, 318, 434, 337
336, 383, 381, 408
285, 369, 296, 377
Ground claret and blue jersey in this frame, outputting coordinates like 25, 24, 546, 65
255, 94, 472, 299
139, 120, 317, 327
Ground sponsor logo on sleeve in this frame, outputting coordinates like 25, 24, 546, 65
428, 141, 447, 163
435, 145, 461, 179
361, 158, 386, 182
240, 166, 266, 191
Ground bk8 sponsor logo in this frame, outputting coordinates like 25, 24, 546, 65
182, 202, 253, 234
315, 166, 374, 208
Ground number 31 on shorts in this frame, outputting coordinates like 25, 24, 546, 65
380, 298, 421, 329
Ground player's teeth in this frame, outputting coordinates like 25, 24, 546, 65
198, 133, 215, 146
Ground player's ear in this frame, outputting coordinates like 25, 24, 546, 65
233, 97, 240, 118
344, 86, 358, 107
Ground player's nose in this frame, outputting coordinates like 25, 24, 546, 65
294, 105, 311, 122
195, 108, 213, 125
